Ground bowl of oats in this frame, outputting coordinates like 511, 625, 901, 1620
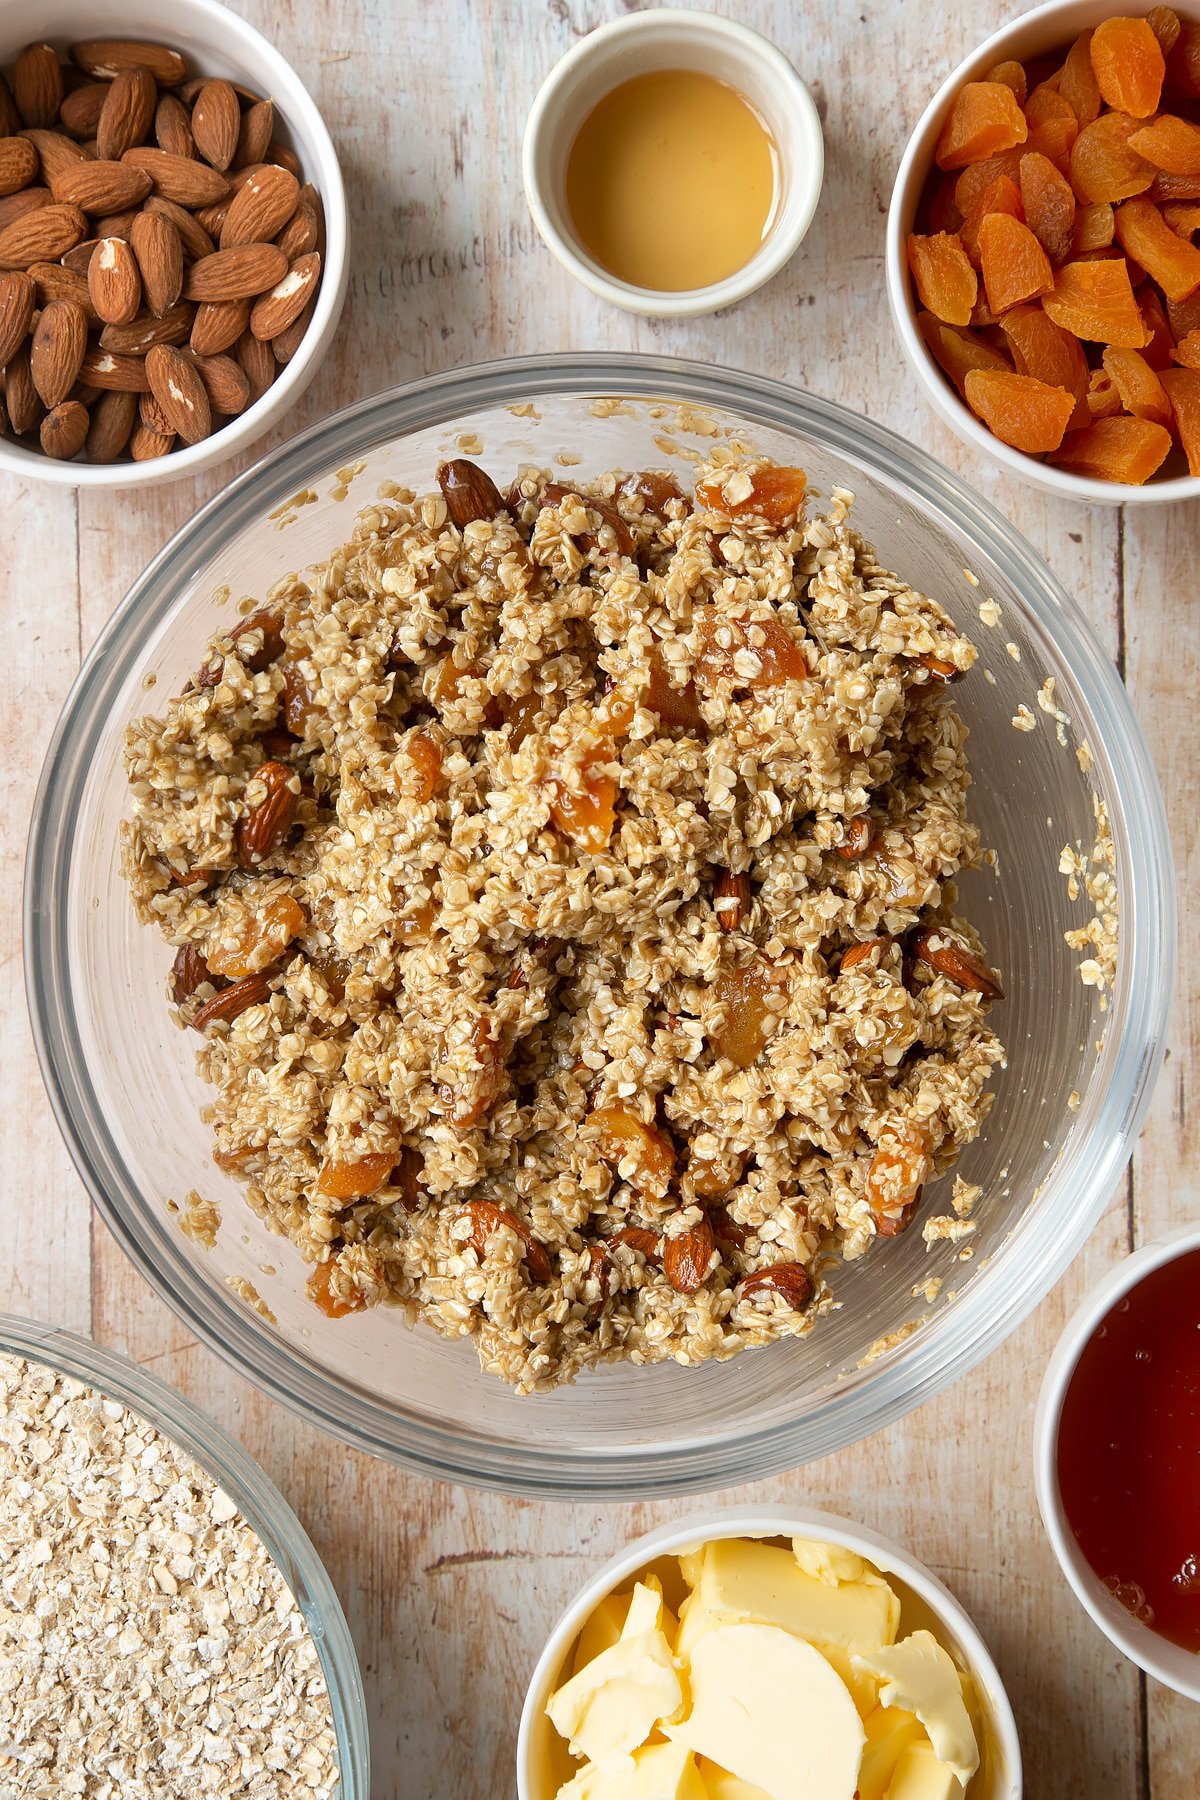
25, 353, 1173, 1496
0, 1313, 368, 1795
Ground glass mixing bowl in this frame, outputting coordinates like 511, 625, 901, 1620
25, 354, 1174, 1499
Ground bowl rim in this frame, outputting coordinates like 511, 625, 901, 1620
0, 0, 350, 490
0, 1309, 370, 1793
884, 0, 1200, 506
24, 350, 1176, 1497
515, 1503, 1023, 1799
521, 7, 824, 319
1033, 1223, 1200, 1699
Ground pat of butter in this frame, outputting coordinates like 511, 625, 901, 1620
676, 1538, 899, 1662
665, 1622, 864, 1800
557, 1740, 708, 1799
886, 1740, 966, 1800
695, 1757, 774, 1799
576, 1592, 631, 1674
857, 1706, 927, 1800
791, 1539, 879, 1588
549, 1581, 683, 1770
852, 1632, 979, 1786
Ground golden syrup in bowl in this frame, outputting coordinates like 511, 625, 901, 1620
564, 70, 779, 292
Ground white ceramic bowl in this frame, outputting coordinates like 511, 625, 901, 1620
522, 8, 823, 318
886, 0, 1200, 506
0, 0, 348, 488
1034, 1223, 1200, 1701
516, 1505, 1023, 1799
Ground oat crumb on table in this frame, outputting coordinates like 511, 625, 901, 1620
121, 456, 1006, 1392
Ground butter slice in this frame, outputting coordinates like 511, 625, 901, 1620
557, 1741, 708, 1799
676, 1538, 899, 1662
549, 1581, 683, 1770
857, 1706, 927, 1800
886, 1740, 966, 1800
665, 1622, 864, 1800
791, 1539, 878, 1588
575, 1592, 631, 1675
695, 1758, 774, 1799
852, 1633, 978, 1786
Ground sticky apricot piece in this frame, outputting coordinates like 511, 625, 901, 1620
978, 212, 1054, 312
1020, 151, 1077, 262
959, 174, 1023, 265
919, 311, 1012, 395
1090, 17, 1165, 116
1147, 6, 1182, 56
987, 60, 1028, 104
964, 368, 1076, 452
1000, 305, 1089, 425
1087, 368, 1125, 419
1043, 257, 1149, 344
935, 82, 1028, 170
1102, 346, 1174, 425
907, 231, 977, 325
1140, 286, 1176, 367
1163, 202, 1200, 236
694, 465, 808, 524
1170, 327, 1200, 367
1023, 85, 1080, 165
1114, 196, 1200, 300
1150, 169, 1200, 202
1053, 413, 1173, 480
927, 172, 964, 234
1072, 201, 1116, 252
1060, 32, 1103, 128
1129, 114, 1200, 178
1166, 288, 1200, 339
1164, 20, 1200, 98
954, 149, 1025, 216
1160, 367, 1200, 469
1070, 114, 1156, 203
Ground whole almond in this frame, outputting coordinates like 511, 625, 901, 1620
221, 164, 299, 249
27, 260, 98, 324
121, 147, 227, 207
264, 138, 301, 180
144, 194, 212, 261
19, 129, 91, 184
96, 65, 157, 161
154, 93, 194, 160
59, 81, 110, 140
0, 187, 51, 231
145, 341, 210, 442
130, 209, 182, 316
250, 251, 319, 341
183, 241, 286, 303
0, 74, 20, 138
30, 296, 88, 406
59, 236, 101, 275
80, 346, 150, 391
662, 1212, 716, 1295
13, 44, 62, 129
191, 349, 249, 415
0, 390, 8, 436
99, 300, 192, 354
39, 397, 89, 459
0, 269, 34, 365
191, 79, 240, 172
3, 340, 40, 433
70, 382, 102, 407
0, 135, 38, 196
93, 207, 140, 240
190, 296, 248, 355
0, 203, 85, 268
51, 159, 153, 213
235, 328, 275, 404
138, 389, 173, 433
234, 100, 273, 170
130, 418, 173, 459
85, 385, 138, 459
71, 41, 187, 88
87, 235, 141, 325
274, 203, 317, 261
193, 199, 229, 238
270, 295, 315, 365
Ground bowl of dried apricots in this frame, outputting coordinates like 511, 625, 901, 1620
888, 0, 1200, 500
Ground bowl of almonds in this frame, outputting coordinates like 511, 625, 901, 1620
0, 0, 347, 484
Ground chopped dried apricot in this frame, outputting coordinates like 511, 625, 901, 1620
1053, 413, 1173, 480
307, 1259, 365, 1319
1073, 200, 1116, 252
208, 892, 307, 980
590, 1106, 676, 1190
1171, 327, 1200, 367
693, 608, 808, 689
963, 369, 1077, 452
935, 81, 1028, 170
400, 729, 442, 803
1167, 288, 1200, 337
1147, 6, 1182, 56
1150, 169, 1200, 201
1061, 31, 1103, 128
1023, 84, 1080, 165
1165, 20, 1200, 97
1163, 202, 1200, 236
927, 171, 964, 234
1020, 151, 1077, 262
906, 231, 977, 324
865, 1122, 929, 1232
694, 464, 807, 524
645, 646, 704, 732
987, 60, 1028, 104
317, 1151, 396, 1200
978, 212, 1054, 312
1140, 285, 1177, 366
1087, 367, 1125, 418
1160, 366, 1200, 468
959, 175, 1023, 265
709, 959, 784, 1067
1114, 196, 1200, 300
548, 758, 619, 852
1070, 113, 1156, 203
1043, 257, 1148, 345
1090, 16, 1165, 116
1102, 345, 1174, 425
1000, 305, 1089, 424
918, 312, 1012, 395
954, 148, 1026, 216
1129, 113, 1200, 175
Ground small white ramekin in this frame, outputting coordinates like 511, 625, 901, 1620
516, 1504, 1022, 1800
1035, 1223, 1200, 1702
0, 0, 348, 489
522, 9, 823, 318
886, 0, 1200, 506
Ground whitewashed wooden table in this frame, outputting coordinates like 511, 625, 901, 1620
3, 2, 1198, 1793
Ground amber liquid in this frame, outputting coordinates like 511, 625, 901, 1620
1057, 1248, 1200, 1653
565, 70, 778, 292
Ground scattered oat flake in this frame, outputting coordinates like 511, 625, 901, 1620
951, 1176, 981, 1218
923, 1214, 977, 1247
456, 433, 484, 455
859, 1319, 925, 1364
963, 568, 980, 588
178, 1188, 221, 1249
912, 1275, 943, 1304
978, 596, 1001, 627
1076, 740, 1094, 773
1013, 703, 1036, 731
1068, 1090, 1081, 1112
225, 1275, 276, 1323
1061, 796, 1118, 1006
555, 450, 582, 466
1005, 641, 1021, 662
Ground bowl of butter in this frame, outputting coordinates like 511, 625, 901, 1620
517, 1506, 1021, 1800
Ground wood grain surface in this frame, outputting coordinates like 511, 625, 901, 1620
2, 2, 1197, 1794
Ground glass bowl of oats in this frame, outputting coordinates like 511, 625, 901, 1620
0, 1313, 369, 1795
25, 354, 1174, 1497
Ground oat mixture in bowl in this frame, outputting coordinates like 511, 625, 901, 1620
122, 453, 1005, 1392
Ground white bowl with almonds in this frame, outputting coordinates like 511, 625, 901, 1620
0, 0, 347, 485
